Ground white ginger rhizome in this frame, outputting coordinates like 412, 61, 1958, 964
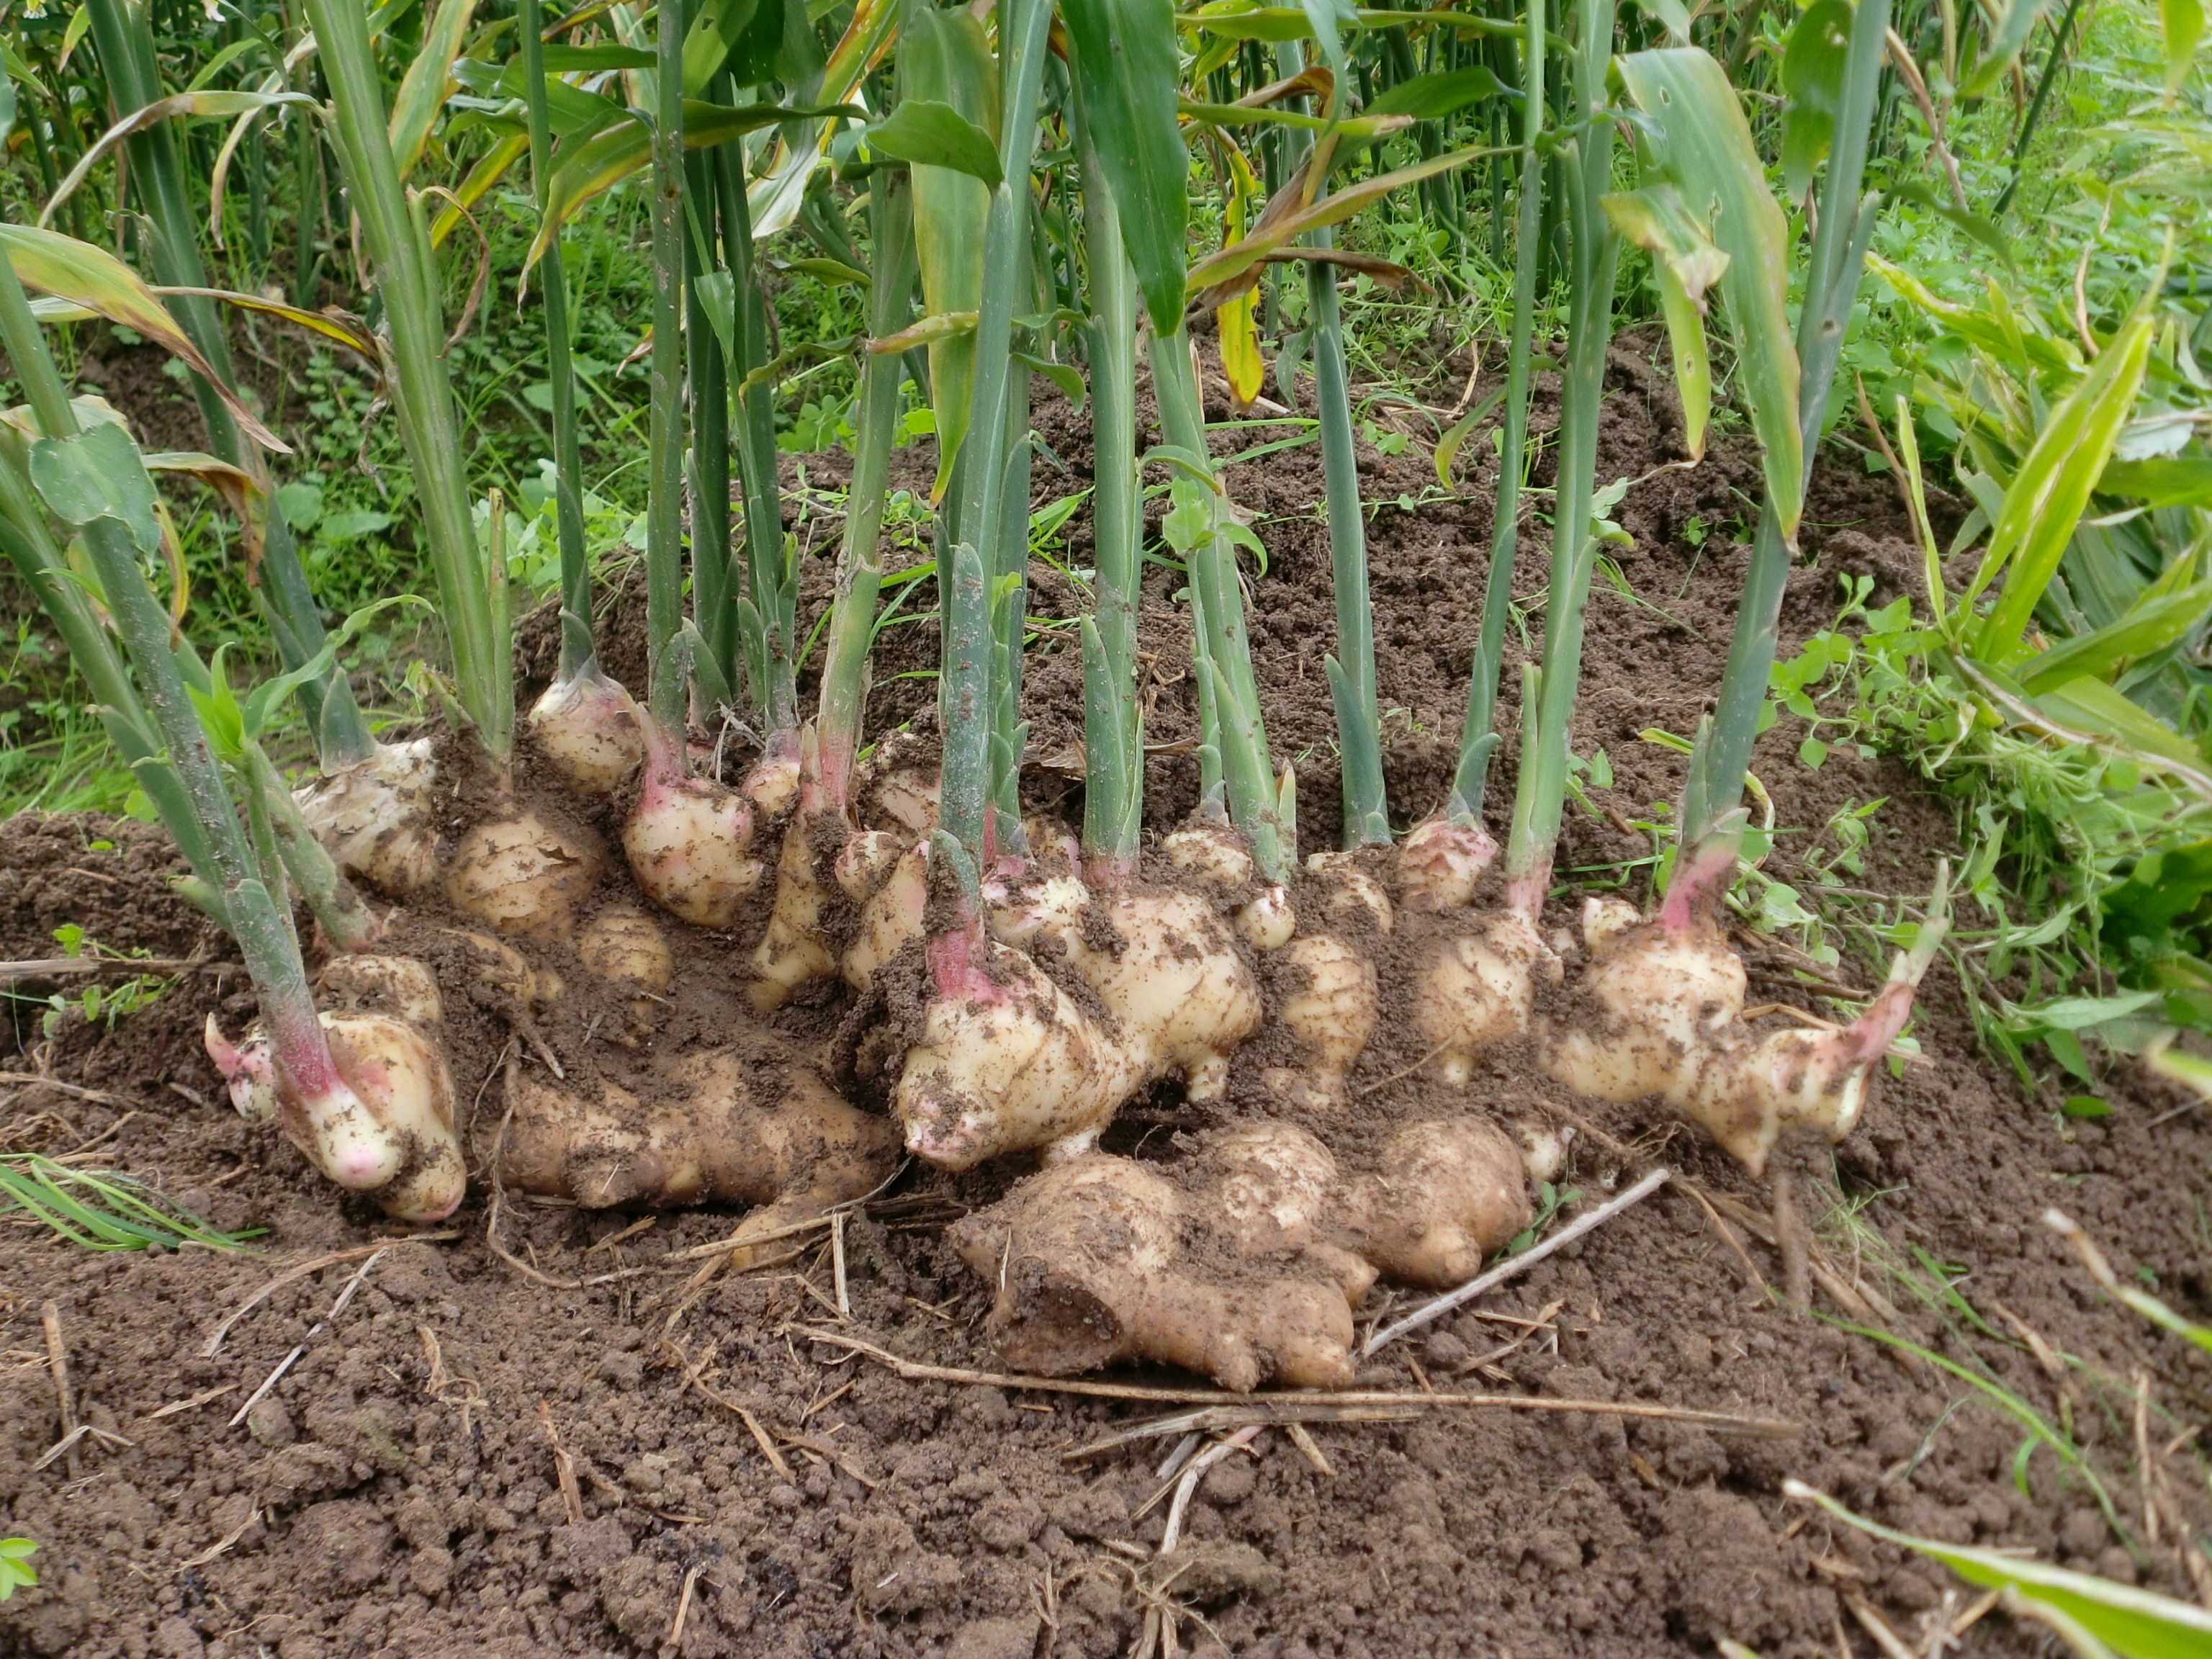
269, 707, 1938, 1389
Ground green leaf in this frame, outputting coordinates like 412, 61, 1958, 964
1367, 66, 1515, 120
275, 481, 325, 532
389, 0, 478, 179
1970, 314, 2156, 662
0, 1538, 35, 1601
526, 99, 858, 264
1185, 143, 1498, 300
2017, 580, 2212, 693
1602, 186, 1726, 461
542, 43, 657, 69
866, 99, 1002, 186
1433, 382, 1507, 487
781, 256, 869, 286
2099, 457, 2212, 507
2033, 673, 2211, 770
1298, 0, 1359, 76
1788, 1482, 2212, 1659
1889, 183, 2015, 271
2162, 0, 2205, 96
685, 0, 762, 89
1014, 351, 1087, 411
318, 509, 396, 541
1778, 0, 1851, 199
1616, 48, 1803, 541
40, 89, 318, 230
2027, 990, 2163, 1031
27, 423, 161, 556
1960, 0, 2056, 99
489, 63, 626, 139
1629, 0, 1694, 40
1064, 0, 1191, 336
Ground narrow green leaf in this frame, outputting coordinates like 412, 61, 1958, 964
2099, 456, 2212, 507
543, 43, 656, 69
867, 99, 1002, 186
38, 91, 317, 237
2162, 0, 2204, 95
1184, 143, 1499, 298
1433, 382, 1507, 487
526, 99, 857, 264
1602, 186, 1725, 461
1788, 1483, 2212, 1659
2033, 673, 2207, 768
1064, 0, 1190, 336
897, 2, 998, 498
1617, 48, 1802, 540
2017, 580, 2212, 693
1960, 0, 2056, 98
1888, 183, 2015, 271
1971, 315, 2155, 662
1366, 65, 1515, 119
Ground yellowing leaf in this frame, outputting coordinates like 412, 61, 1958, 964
0, 225, 287, 453
40, 91, 316, 232
1214, 136, 1264, 413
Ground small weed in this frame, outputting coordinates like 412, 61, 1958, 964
0, 1539, 35, 1602
0, 1155, 261, 1254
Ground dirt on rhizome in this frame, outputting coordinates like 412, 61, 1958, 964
2, 338, 2209, 1659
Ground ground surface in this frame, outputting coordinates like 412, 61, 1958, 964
3, 346, 2210, 1659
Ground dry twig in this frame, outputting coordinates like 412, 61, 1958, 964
539, 1401, 585, 1524
202, 1236, 457, 1356
799, 1326, 1797, 1438
1363, 1166, 1671, 1354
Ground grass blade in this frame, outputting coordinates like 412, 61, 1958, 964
1787, 1483, 2212, 1658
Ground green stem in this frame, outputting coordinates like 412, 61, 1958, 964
1075, 122, 1141, 875
86, 0, 375, 766
305, 0, 508, 763
936, 0, 1051, 879
714, 133, 793, 734
642, 0, 686, 734
1503, 0, 1618, 917
938, 536, 992, 908
1993, 0, 2085, 217
1269, 39, 1383, 846
989, 361, 1035, 858
0, 444, 224, 910
0, 248, 325, 1069
518, 0, 595, 680
249, 742, 379, 950
817, 171, 917, 814
1452, 0, 1543, 822
1308, 194, 1389, 848
1688, 0, 1889, 848
1152, 327, 1286, 879
685, 148, 733, 708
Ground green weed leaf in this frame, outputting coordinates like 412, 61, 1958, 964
866, 99, 1002, 186
28, 423, 162, 556
1787, 1483, 2212, 1658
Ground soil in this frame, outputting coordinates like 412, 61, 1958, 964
5, 335, 2211, 1659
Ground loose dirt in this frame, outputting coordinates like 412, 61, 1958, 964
4, 338, 2209, 1659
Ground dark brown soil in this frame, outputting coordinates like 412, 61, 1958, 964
6, 342, 2211, 1659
